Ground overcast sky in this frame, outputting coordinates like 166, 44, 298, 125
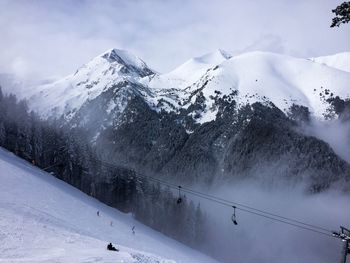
0, 0, 349, 79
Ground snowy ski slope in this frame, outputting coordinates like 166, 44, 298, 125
0, 148, 217, 263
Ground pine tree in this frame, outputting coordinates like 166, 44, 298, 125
331, 1, 350, 27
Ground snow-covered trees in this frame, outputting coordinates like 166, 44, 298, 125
326, 96, 350, 121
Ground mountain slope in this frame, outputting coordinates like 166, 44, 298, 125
149, 51, 350, 124
310, 52, 350, 73
146, 49, 231, 90
0, 147, 217, 263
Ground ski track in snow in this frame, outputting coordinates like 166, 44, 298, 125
0, 148, 217, 263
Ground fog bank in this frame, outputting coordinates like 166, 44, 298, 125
190, 181, 350, 263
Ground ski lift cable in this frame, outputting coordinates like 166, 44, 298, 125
42, 162, 63, 171
91, 157, 334, 236
177, 187, 333, 237
36, 147, 70, 170
88, 157, 335, 237
178, 185, 333, 233
132, 172, 333, 237
135, 173, 333, 234
143, 175, 333, 236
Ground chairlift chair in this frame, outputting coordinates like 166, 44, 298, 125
231, 206, 238, 225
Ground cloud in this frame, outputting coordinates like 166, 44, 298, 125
239, 34, 286, 54
196, 182, 350, 263
0, 0, 349, 80
302, 118, 350, 163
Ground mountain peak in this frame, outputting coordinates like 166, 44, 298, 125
165, 49, 232, 81
99, 48, 154, 76
193, 49, 232, 65
215, 48, 232, 59
101, 48, 145, 67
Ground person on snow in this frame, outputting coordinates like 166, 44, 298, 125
107, 242, 118, 251
97, 211, 100, 216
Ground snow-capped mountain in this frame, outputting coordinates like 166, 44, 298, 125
0, 147, 217, 263
4, 49, 350, 190
143, 49, 232, 113
26, 48, 155, 120
23, 49, 350, 125
146, 51, 350, 123
2, 49, 350, 263
171, 51, 350, 122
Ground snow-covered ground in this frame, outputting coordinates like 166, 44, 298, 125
0, 147, 218, 263
310, 52, 350, 73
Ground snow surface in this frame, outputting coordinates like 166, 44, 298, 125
146, 49, 231, 92
310, 52, 350, 73
0, 147, 217, 263
167, 49, 232, 83
101, 49, 152, 71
